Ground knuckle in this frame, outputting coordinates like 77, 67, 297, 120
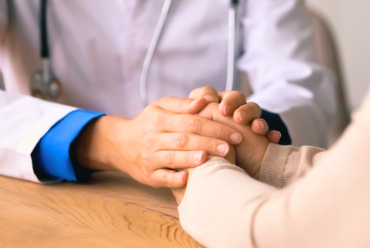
232, 91, 245, 99
161, 96, 173, 103
204, 85, 214, 91
176, 98, 188, 110
184, 117, 202, 133
214, 126, 223, 138
189, 87, 200, 97
154, 173, 169, 188
151, 117, 162, 129
142, 167, 151, 179
150, 112, 167, 129
165, 151, 176, 165
201, 138, 211, 150
161, 173, 168, 183
147, 104, 159, 112
208, 102, 219, 109
175, 133, 188, 148
201, 86, 215, 95
248, 102, 262, 116
224, 91, 233, 99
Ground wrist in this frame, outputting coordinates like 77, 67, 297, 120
252, 168, 261, 180
73, 116, 126, 172
253, 142, 269, 179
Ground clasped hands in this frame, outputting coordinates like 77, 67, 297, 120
74, 86, 280, 195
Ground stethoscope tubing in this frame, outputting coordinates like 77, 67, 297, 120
140, 0, 239, 107
37, 0, 239, 105
140, 0, 173, 107
40, 0, 52, 84
225, 4, 237, 92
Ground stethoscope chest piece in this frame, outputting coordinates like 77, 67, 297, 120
31, 70, 62, 100
31, 0, 62, 101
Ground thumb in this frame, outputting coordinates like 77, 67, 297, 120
152, 96, 208, 114
188, 86, 220, 103
149, 169, 188, 188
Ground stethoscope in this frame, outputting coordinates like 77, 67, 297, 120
31, 0, 62, 100
31, 0, 240, 106
140, 0, 240, 107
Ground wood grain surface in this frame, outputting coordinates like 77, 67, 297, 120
0, 172, 203, 248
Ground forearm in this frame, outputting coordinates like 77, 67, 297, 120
178, 157, 276, 248
72, 115, 129, 172
179, 122, 370, 248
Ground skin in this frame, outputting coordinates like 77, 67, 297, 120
74, 86, 280, 189
171, 102, 280, 205
74, 96, 244, 188
189, 86, 281, 143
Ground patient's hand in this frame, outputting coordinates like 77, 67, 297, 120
197, 102, 269, 178
189, 86, 281, 144
172, 102, 272, 205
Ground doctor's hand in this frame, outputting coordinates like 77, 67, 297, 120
189, 86, 281, 144
73, 97, 243, 189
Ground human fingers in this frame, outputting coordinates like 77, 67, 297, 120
233, 102, 262, 125
251, 119, 281, 144
171, 187, 186, 205
188, 86, 219, 102
157, 133, 231, 157
266, 131, 281, 144
149, 169, 188, 188
152, 96, 209, 114
218, 91, 246, 117
154, 150, 208, 169
251, 118, 269, 136
164, 114, 242, 145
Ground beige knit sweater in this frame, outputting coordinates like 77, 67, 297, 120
178, 90, 370, 248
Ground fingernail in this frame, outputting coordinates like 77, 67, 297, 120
204, 95, 218, 102
217, 144, 229, 155
193, 152, 203, 163
238, 111, 245, 122
259, 120, 265, 130
223, 105, 231, 115
177, 173, 183, 182
230, 133, 242, 144
190, 98, 202, 106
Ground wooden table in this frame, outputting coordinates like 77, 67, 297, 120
0, 172, 203, 248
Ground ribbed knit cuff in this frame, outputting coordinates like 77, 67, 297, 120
259, 144, 291, 188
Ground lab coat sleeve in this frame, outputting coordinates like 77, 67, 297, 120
0, 90, 76, 183
239, 0, 337, 148
31, 110, 105, 182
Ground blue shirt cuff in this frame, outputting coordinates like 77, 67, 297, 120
31, 110, 105, 182
261, 109, 292, 145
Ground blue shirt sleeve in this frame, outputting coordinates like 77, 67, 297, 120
31, 110, 105, 182
261, 109, 292, 145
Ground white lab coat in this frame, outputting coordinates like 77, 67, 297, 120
0, 0, 337, 183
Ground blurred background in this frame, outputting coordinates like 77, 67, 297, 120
1, 1, 366, 113
307, 0, 370, 112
